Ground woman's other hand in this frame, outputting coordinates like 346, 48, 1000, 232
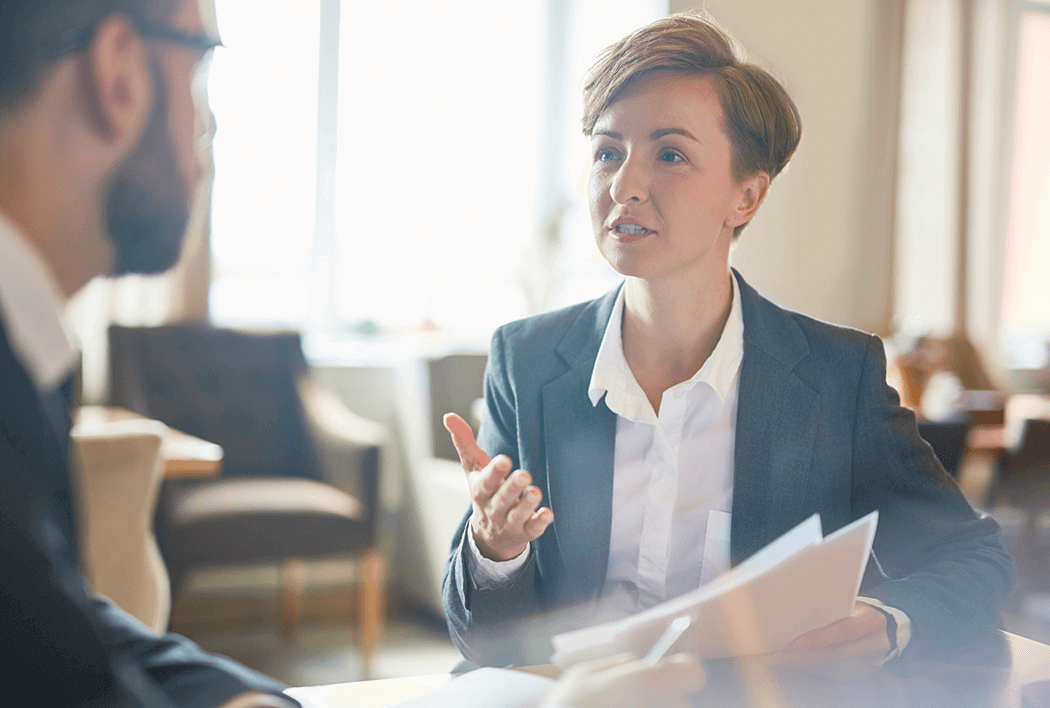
542, 653, 705, 708
443, 413, 554, 561
768, 602, 890, 680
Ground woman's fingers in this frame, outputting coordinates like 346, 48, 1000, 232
504, 485, 543, 527
523, 507, 554, 538
487, 470, 532, 520
768, 604, 889, 680
469, 455, 512, 504
780, 603, 886, 654
474, 470, 553, 557
444, 412, 491, 474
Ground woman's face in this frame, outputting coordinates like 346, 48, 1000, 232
589, 72, 754, 284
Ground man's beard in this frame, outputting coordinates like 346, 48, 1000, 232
104, 63, 193, 276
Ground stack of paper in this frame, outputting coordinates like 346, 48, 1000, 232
550, 511, 878, 667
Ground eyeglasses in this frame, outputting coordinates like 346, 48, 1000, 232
137, 22, 224, 55
46, 18, 223, 60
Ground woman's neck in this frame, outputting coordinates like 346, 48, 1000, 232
621, 268, 734, 414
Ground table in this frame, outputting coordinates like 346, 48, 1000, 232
75, 405, 223, 477
287, 630, 1050, 708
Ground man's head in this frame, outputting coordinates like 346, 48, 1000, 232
582, 12, 801, 237
0, 0, 219, 289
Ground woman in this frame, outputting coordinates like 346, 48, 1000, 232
442, 12, 1012, 675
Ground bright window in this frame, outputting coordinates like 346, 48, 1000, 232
208, 0, 664, 337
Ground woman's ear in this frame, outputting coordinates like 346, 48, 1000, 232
726, 171, 770, 229
83, 16, 153, 150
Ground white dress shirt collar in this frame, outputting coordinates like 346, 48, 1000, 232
0, 210, 77, 391
589, 272, 744, 414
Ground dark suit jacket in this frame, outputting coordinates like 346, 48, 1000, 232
443, 271, 1013, 666
0, 320, 291, 707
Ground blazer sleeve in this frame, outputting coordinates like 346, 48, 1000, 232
442, 326, 546, 666
90, 599, 290, 708
850, 334, 1014, 652
0, 458, 291, 708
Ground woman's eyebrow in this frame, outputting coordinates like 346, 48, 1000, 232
592, 130, 623, 140
651, 128, 700, 143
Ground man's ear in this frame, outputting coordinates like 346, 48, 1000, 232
726, 171, 770, 230
84, 16, 153, 149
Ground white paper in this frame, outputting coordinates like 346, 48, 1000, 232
550, 511, 878, 667
389, 668, 555, 708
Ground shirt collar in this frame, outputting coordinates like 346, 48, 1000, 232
588, 271, 745, 409
0, 211, 78, 391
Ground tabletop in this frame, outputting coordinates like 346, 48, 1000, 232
74, 405, 223, 478
286, 630, 1050, 708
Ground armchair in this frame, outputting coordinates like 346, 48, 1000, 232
108, 324, 388, 675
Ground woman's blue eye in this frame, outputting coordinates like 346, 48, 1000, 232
660, 150, 684, 163
596, 149, 618, 162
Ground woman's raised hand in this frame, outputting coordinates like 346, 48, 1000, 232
443, 413, 554, 561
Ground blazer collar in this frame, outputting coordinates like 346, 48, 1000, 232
734, 268, 809, 370
554, 284, 622, 372
555, 271, 804, 374
731, 268, 821, 564
544, 286, 621, 606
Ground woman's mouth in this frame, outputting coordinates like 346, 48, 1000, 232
610, 223, 654, 242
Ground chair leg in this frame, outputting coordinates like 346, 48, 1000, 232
281, 558, 307, 642
358, 550, 386, 679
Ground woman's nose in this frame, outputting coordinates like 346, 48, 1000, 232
609, 156, 648, 205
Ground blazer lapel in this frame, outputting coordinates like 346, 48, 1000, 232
543, 288, 619, 604
731, 272, 821, 564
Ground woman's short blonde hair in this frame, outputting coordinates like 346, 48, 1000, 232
583, 12, 801, 189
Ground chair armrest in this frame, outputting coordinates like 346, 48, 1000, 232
299, 377, 389, 521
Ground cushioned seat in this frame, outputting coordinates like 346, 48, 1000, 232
166, 477, 366, 565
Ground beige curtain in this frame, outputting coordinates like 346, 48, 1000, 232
894, 0, 1015, 381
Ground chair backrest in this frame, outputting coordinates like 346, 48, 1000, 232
71, 420, 170, 633
108, 325, 323, 481
1008, 419, 1050, 478
427, 354, 487, 462
917, 420, 971, 477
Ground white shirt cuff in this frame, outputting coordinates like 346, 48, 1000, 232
465, 517, 531, 590
856, 596, 912, 661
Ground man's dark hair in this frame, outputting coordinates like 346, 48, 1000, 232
0, 0, 180, 111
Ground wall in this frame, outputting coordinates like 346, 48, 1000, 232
670, 0, 903, 334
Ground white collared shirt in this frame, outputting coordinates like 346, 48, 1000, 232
0, 210, 77, 392
587, 275, 742, 616
468, 273, 743, 613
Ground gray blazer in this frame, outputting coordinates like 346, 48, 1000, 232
443, 271, 1012, 666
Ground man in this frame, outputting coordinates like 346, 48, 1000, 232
0, 1, 306, 703
0, 1, 702, 705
